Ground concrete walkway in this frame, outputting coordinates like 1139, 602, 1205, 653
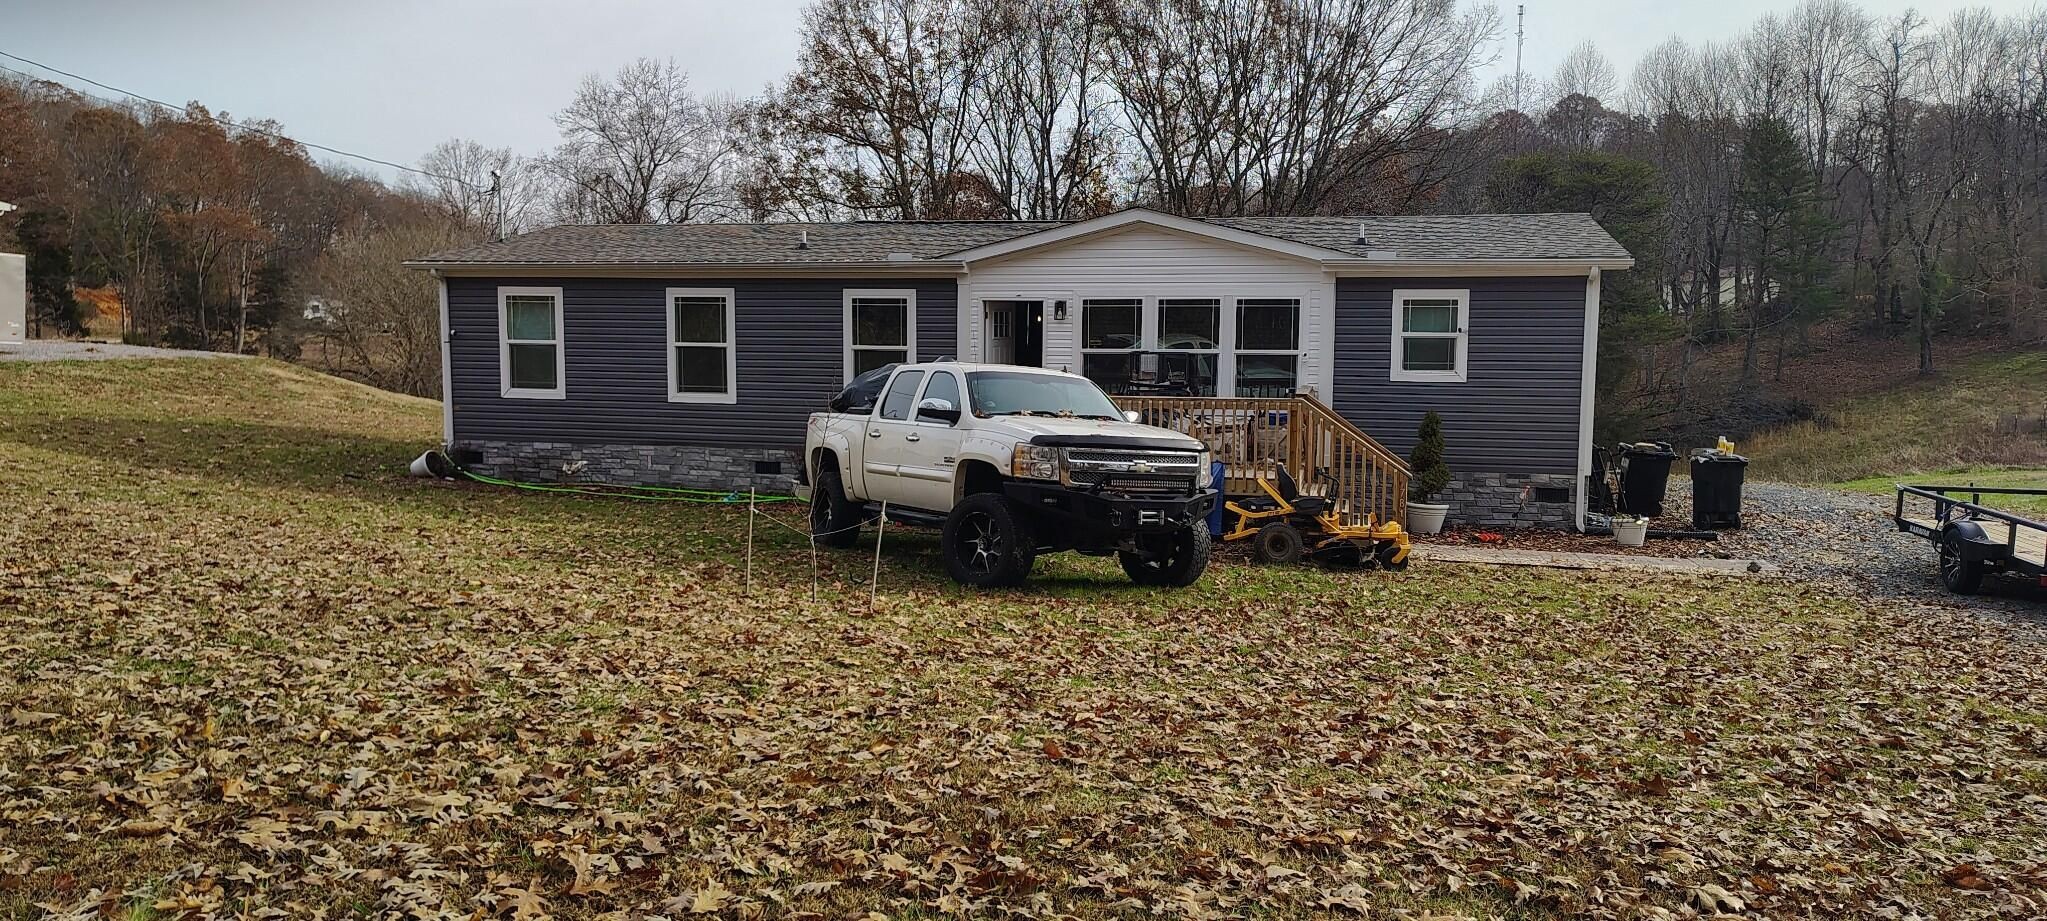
1412, 543, 1776, 576
0, 340, 248, 362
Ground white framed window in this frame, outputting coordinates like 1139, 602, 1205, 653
844, 289, 916, 379
1233, 297, 1301, 397
1390, 289, 1468, 383
666, 287, 737, 403
1079, 298, 1143, 394
498, 286, 565, 399
1154, 297, 1221, 396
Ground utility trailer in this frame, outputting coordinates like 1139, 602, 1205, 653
1894, 485, 2047, 595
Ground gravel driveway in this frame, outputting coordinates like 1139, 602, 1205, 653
0, 340, 248, 361
1724, 481, 2046, 623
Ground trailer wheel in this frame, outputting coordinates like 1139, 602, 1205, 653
1938, 529, 1985, 595
809, 470, 865, 549
1120, 525, 1211, 587
941, 494, 1036, 587
1253, 523, 1305, 564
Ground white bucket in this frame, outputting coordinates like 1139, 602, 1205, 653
408, 450, 455, 478
1613, 518, 1648, 547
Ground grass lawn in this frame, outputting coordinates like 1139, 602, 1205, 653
1835, 468, 2047, 518
4, 359, 2046, 920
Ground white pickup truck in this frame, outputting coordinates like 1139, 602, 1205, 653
797, 362, 1218, 587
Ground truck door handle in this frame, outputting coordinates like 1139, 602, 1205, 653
904, 433, 920, 442
869, 430, 883, 438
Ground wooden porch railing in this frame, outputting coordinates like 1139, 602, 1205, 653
1111, 393, 1411, 527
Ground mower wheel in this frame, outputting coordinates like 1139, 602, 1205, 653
1253, 523, 1306, 564
1375, 541, 1410, 572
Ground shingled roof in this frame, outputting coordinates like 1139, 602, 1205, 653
410, 210, 1630, 267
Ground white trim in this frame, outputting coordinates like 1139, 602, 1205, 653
1575, 268, 1602, 532
436, 273, 453, 444
1389, 288, 1469, 383
945, 208, 1358, 265
497, 285, 565, 400
843, 288, 917, 380
664, 287, 738, 404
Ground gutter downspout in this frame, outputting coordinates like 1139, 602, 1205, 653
436, 270, 454, 449
1575, 267, 1601, 532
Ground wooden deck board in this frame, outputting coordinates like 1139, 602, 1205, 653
1903, 515, 2047, 565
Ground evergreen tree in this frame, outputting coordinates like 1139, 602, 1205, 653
1735, 116, 1840, 385
1410, 411, 1451, 502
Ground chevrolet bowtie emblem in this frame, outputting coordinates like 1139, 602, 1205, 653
1129, 461, 1154, 473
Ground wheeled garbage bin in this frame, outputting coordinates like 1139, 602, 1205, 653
1618, 442, 1679, 517
1691, 451, 1748, 530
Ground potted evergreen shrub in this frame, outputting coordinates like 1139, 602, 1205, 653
1407, 411, 1452, 535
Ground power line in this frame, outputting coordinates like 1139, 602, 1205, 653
0, 48, 477, 189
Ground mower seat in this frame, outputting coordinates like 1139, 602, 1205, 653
1275, 464, 1330, 515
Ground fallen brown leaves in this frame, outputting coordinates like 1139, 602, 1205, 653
2, 360, 2047, 920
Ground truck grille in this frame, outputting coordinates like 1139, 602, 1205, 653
1063, 448, 1202, 494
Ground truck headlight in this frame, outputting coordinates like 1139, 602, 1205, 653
1197, 451, 1214, 488
1011, 444, 1061, 481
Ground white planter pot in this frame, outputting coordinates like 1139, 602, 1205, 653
1407, 502, 1450, 535
1613, 519, 1648, 547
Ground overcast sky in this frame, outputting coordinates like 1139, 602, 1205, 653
2, 0, 2020, 184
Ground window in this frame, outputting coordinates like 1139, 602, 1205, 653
666, 288, 736, 403
1079, 298, 1142, 394
1235, 297, 1301, 397
1154, 298, 1220, 396
878, 370, 925, 421
1390, 289, 1468, 382
845, 289, 916, 379
498, 286, 564, 399
918, 371, 961, 423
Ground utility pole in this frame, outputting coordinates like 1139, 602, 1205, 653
1515, 5, 1526, 112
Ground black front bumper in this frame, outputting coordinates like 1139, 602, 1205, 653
1003, 481, 1217, 537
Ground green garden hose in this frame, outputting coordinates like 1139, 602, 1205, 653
456, 468, 798, 505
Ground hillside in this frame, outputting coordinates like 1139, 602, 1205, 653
1743, 350, 2047, 509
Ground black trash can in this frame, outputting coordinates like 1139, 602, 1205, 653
1618, 442, 1679, 517
1691, 451, 1748, 530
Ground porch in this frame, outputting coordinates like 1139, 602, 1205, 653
1109, 392, 1411, 527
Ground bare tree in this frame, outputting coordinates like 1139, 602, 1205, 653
1787, 0, 1870, 173
312, 220, 469, 397
544, 58, 740, 224
1551, 41, 1617, 106
963, 0, 1117, 219
413, 139, 544, 237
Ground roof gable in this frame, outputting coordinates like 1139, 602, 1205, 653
942, 208, 1357, 265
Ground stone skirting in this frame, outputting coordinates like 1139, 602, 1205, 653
1435, 472, 1579, 529
449, 440, 802, 495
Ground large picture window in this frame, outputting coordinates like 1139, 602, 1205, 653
667, 288, 736, 403
1079, 298, 1142, 394
1234, 297, 1300, 397
498, 286, 564, 399
1154, 297, 1220, 396
1390, 289, 1468, 382
845, 289, 916, 379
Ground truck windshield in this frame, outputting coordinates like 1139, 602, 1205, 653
966, 370, 1125, 419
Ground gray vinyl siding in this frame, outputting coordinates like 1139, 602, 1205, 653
446, 276, 956, 448
1333, 276, 1587, 476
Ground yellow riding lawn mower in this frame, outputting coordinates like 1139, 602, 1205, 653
1223, 463, 1412, 570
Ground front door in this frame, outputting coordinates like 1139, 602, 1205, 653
983, 300, 1043, 367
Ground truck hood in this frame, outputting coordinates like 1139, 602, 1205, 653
987, 415, 1207, 452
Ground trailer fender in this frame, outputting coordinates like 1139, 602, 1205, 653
1941, 520, 2008, 562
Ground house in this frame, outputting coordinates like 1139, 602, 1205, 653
1, 199, 21, 346
405, 208, 1633, 529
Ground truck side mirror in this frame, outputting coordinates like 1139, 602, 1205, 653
1124, 410, 1141, 424
917, 398, 961, 425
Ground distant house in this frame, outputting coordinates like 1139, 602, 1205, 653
406, 208, 1633, 528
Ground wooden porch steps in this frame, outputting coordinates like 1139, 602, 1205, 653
1110, 393, 1411, 527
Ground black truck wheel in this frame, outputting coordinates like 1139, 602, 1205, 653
1938, 529, 1986, 595
1253, 522, 1305, 564
1120, 525, 1211, 587
809, 469, 865, 549
942, 493, 1036, 587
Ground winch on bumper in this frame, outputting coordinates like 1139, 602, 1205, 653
1002, 481, 1218, 534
